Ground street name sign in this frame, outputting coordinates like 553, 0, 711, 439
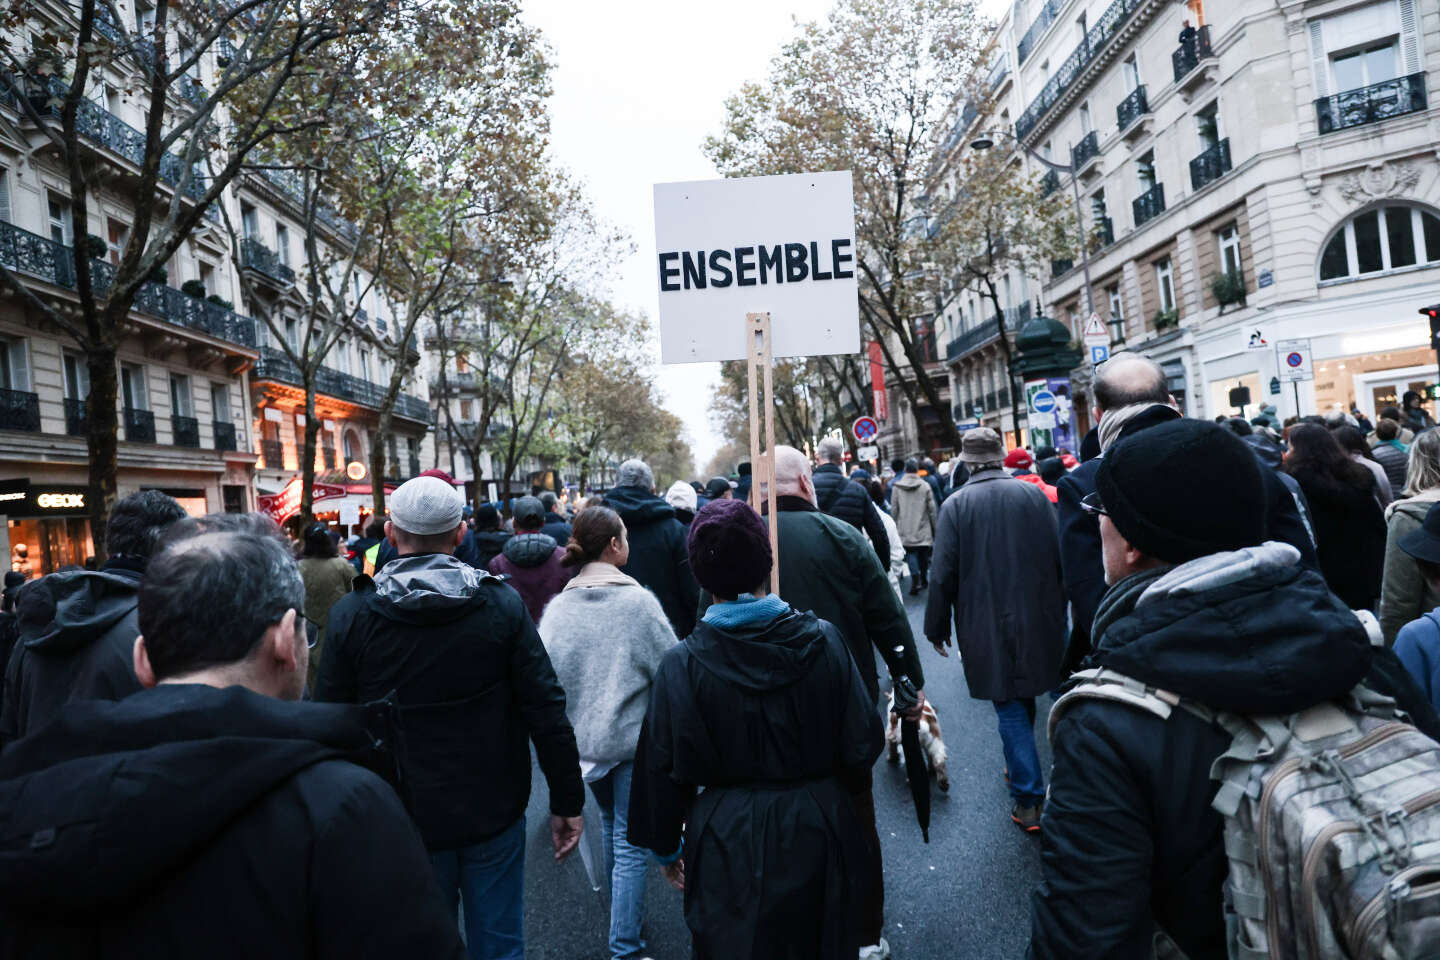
653, 171, 859, 363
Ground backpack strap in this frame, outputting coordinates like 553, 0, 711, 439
1048, 668, 1182, 742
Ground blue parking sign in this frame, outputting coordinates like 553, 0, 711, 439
1090, 344, 1109, 365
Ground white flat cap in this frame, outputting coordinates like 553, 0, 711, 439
388, 476, 463, 536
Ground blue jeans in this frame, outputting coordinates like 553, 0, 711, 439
994, 698, 1044, 805
430, 817, 526, 960
590, 761, 649, 960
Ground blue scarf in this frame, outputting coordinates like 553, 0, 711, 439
702, 593, 789, 628
1383, 438, 1409, 454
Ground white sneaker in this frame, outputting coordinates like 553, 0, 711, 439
859, 938, 891, 960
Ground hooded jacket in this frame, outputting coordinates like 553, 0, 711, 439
812, 463, 890, 566
470, 528, 512, 569
1380, 490, 1440, 644
488, 533, 572, 623
602, 484, 700, 639
314, 553, 583, 851
1287, 463, 1385, 609
628, 608, 884, 960
889, 474, 938, 547
541, 512, 573, 544
1, 564, 145, 746
0, 684, 464, 958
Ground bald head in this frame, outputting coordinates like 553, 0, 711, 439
773, 445, 815, 502
1093, 354, 1169, 415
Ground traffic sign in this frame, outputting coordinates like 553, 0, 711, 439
1031, 390, 1057, 414
857, 443, 879, 460
1089, 344, 1109, 365
1082, 313, 1108, 345
852, 416, 879, 442
1276, 338, 1313, 383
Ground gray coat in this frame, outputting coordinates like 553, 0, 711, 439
923, 469, 1065, 701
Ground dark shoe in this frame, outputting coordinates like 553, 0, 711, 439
909, 585, 921, 596
1011, 803, 1042, 833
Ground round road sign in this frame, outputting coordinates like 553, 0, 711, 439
852, 416, 879, 442
1031, 390, 1057, 414
1286, 352, 1303, 368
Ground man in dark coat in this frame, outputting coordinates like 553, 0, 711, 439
629, 497, 885, 960
919, 457, 945, 508
469, 504, 513, 568
812, 436, 890, 566
316, 476, 583, 959
602, 459, 700, 639
0, 530, 464, 958
538, 491, 573, 543
1, 490, 187, 746
488, 496, 573, 623
925, 428, 1065, 833
1028, 419, 1439, 959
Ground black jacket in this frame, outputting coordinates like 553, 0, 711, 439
1, 562, 146, 746
1287, 464, 1386, 609
812, 462, 890, 565
0, 684, 463, 958
603, 485, 700, 639
1030, 549, 1435, 960
628, 609, 884, 960
1371, 442, 1409, 498
470, 529, 512, 569
315, 553, 583, 850
541, 513, 573, 544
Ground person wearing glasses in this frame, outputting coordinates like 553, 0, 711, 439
923, 427, 1065, 834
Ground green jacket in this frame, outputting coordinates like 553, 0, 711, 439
700, 496, 924, 703
1381, 490, 1440, 644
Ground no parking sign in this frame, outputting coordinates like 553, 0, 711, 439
852, 416, 879, 442
1276, 339, 1313, 383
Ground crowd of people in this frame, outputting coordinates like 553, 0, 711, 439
4, 351, 1440, 959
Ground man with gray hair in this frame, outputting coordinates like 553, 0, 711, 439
316, 476, 584, 958
812, 435, 891, 566
602, 458, 699, 639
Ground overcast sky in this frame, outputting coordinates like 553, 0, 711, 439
523, 0, 1007, 473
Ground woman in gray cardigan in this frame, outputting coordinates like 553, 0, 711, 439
538, 506, 677, 960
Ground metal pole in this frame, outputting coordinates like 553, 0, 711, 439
1068, 148, 1097, 317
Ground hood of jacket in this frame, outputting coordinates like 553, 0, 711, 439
687, 608, 828, 693
472, 529, 512, 553
892, 474, 927, 492
0, 684, 401, 917
370, 553, 495, 621
16, 568, 142, 655
1086, 542, 1373, 715
1386, 488, 1440, 522
501, 532, 558, 568
601, 484, 676, 527
1242, 433, 1284, 469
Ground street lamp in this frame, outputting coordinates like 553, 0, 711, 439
970, 129, 1097, 317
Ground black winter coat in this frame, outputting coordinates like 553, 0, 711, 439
1371, 441, 1409, 499
1030, 549, 1434, 960
470, 529, 512, 569
603, 485, 700, 639
541, 513, 572, 544
315, 553, 583, 850
1288, 464, 1386, 609
0, 684, 463, 959
811, 463, 890, 566
628, 610, 884, 960
1, 563, 145, 746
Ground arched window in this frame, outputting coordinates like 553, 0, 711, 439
1318, 203, 1440, 283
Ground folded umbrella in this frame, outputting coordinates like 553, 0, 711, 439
891, 666, 930, 843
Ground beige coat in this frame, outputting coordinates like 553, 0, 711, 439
890, 474, 938, 548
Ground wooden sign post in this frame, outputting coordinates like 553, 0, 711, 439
745, 311, 780, 595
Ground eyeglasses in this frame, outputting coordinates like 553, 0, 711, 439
303, 616, 321, 649
1079, 491, 1109, 518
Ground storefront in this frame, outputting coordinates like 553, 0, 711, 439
0, 479, 95, 577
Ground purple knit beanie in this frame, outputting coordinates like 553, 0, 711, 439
687, 498, 772, 599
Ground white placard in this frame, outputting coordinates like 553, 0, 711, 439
339, 503, 360, 526
653, 171, 860, 363
1276, 338, 1313, 383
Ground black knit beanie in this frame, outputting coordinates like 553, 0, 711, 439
687, 498, 773, 598
1095, 419, 1267, 563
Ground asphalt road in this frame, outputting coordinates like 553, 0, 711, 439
519, 590, 1053, 960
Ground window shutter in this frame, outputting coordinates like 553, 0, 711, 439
0, 169, 10, 224
1398, 0, 1420, 75
9, 338, 30, 393
1308, 21, 1329, 98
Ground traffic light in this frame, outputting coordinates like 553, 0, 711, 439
1424, 303, 1440, 350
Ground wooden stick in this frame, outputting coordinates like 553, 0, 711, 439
746, 312, 780, 596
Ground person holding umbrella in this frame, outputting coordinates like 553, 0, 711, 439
628, 497, 884, 960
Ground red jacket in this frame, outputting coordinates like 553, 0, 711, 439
1016, 472, 1059, 504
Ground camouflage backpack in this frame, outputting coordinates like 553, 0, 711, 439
1051, 656, 1440, 960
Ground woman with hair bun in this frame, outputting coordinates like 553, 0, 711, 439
537, 505, 676, 960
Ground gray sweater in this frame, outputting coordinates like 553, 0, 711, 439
538, 573, 676, 773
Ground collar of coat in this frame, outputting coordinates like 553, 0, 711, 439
775, 494, 818, 514
962, 467, 1012, 485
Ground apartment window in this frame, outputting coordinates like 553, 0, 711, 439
47, 193, 72, 246
454, 354, 470, 374
460, 399, 474, 420
1218, 224, 1243, 276
63, 352, 90, 399
241, 203, 259, 239
1079, 101, 1091, 133
1091, 189, 1107, 220
135, 1, 155, 34
359, 349, 371, 382
1319, 203, 1440, 282
1155, 258, 1177, 313
1123, 53, 1141, 90
1042, 140, 1053, 161
1333, 42, 1397, 90
199, 261, 215, 295
0, 166, 10, 223
1310, 1, 1419, 98
1106, 284, 1125, 342
352, 273, 362, 304
121, 363, 148, 411
0, 337, 30, 392
343, 431, 360, 463
211, 383, 231, 421
169, 374, 193, 418
275, 223, 290, 267
1196, 101, 1220, 150
283, 317, 299, 352
1137, 151, 1157, 190
107, 218, 129, 265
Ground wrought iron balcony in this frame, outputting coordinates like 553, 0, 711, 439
1116, 85, 1149, 131
1015, 0, 1147, 141
216, 39, 237, 66
124, 407, 156, 443
1016, 0, 1060, 65
0, 387, 40, 432
1071, 130, 1100, 170
1041, 169, 1061, 198
1051, 257, 1074, 279
0, 221, 257, 348
945, 318, 1002, 362
251, 347, 433, 424
64, 397, 87, 436
1316, 73, 1427, 134
1092, 216, 1115, 249
1172, 25, 1213, 84
253, 164, 361, 243
1189, 138, 1231, 191
260, 439, 285, 469
1132, 183, 1165, 227
987, 51, 1010, 90
240, 236, 296, 284
172, 414, 200, 447
213, 420, 237, 451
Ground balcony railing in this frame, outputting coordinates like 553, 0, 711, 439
0, 221, 257, 348
1316, 73, 1427, 135
1051, 257, 1074, 279
0, 387, 40, 432
1189, 138, 1231, 191
1172, 24, 1213, 84
260, 439, 285, 469
1041, 169, 1061, 198
1015, 0, 1147, 141
945, 317, 1002, 362
172, 414, 200, 447
253, 164, 361, 244
240, 236, 295, 284
1116, 84, 1149, 130
64, 397, 87, 436
1071, 129, 1100, 170
124, 407, 155, 443
1133, 183, 1165, 227
1016, 0, 1060, 65
987, 51, 1010, 90
251, 347, 432, 423
213, 420, 237, 451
